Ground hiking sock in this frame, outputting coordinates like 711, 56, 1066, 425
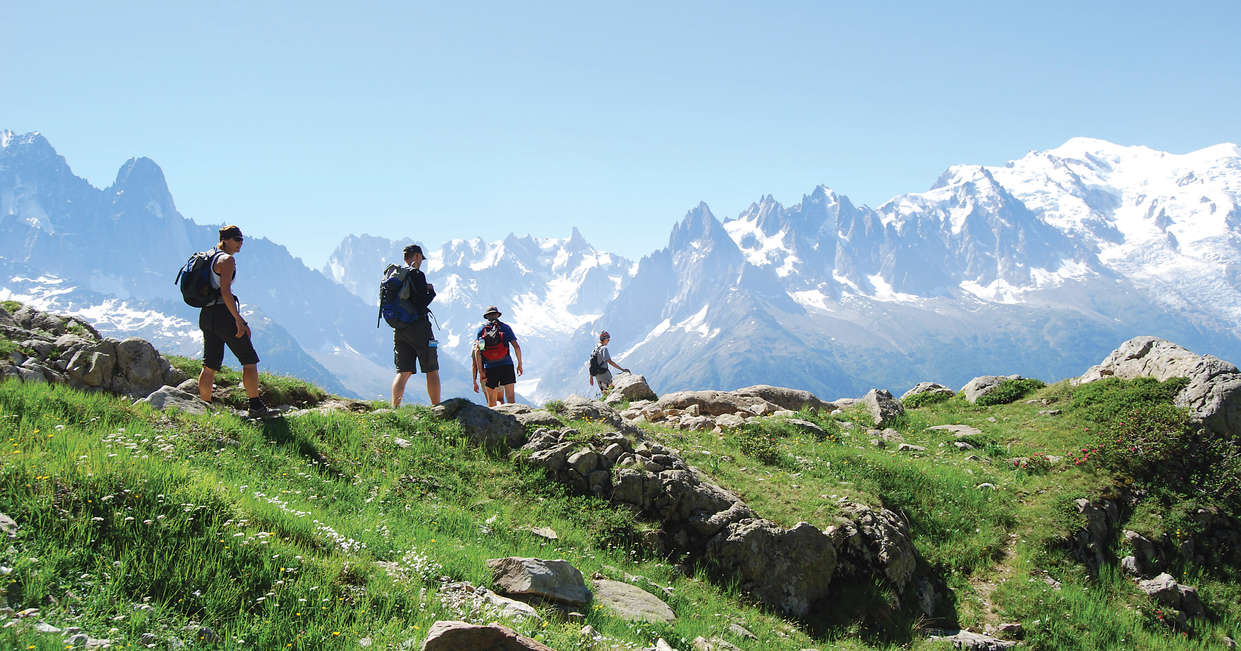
248, 397, 267, 410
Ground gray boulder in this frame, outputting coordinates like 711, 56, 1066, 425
420, 620, 553, 651
486, 557, 592, 607
732, 385, 831, 412
0, 304, 14, 328
705, 519, 836, 617
1079, 336, 1241, 436
66, 342, 117, 388
111, 338, 173, 397
863, 388, 905, 427
1137, 572, 1204, 617
135, 386, 211, 414
592, 579, 676, 623
961, 375, 1022, 404
608, 372, 658, 402
432, 398, 527, 449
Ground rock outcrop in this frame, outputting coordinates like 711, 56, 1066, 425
519, 426, 919, 618
1, 304, 189, 401
1078, 336, 1241, 436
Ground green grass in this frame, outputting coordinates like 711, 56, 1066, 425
0, 380, 857, 650
166, 354, 329, 408
2, 373, 1239, 649
1, 299, 21, 313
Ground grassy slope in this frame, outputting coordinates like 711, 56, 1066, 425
1, 371, 1239, 650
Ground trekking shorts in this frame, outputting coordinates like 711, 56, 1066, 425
594, 370, 613, 390
394, 319, 439, 374
484, 363, 516, 389
200, 304, 260, 370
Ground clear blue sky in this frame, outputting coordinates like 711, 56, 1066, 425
5, 1, 1239, 267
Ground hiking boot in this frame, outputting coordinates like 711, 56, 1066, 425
247, 398, 281, 420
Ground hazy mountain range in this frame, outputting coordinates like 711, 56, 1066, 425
3, 129, 1239, 402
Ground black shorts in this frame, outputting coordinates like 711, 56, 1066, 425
483, 363, 516, 389
394, 320, 439, 374
200, 304, 260, 370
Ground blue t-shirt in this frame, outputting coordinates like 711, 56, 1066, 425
476, 320, 518, 369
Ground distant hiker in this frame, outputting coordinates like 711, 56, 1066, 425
194, 225, 277, 419
476, 306, 523, 406
385, 244, 440, 407
588, 330, 629, 394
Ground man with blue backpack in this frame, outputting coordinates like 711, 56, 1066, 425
381, 244, 440, 407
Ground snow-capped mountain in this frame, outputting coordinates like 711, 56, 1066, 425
0, 131, 391, 398
6, 129, 1240, 404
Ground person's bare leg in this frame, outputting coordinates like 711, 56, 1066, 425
425, 370, 441, 406
503, 383, 516, 404
241, 364, 260, 399
198, 367, 216, 402
392, 372, 412, 407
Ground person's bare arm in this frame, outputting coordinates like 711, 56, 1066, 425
512, 341, 523, 376
215, 255, 249, 338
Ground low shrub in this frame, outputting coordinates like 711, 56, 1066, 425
1, 300, 21, 312
1070, 376, 1190, 424
737, 422, 783, 465
544, 399, 565, 414
975, 378, 1046, 406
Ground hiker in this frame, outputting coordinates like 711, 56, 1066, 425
470, 345, 496, 404
388, 244, 441, 407
475, 306, 523, 405
196, 225, 277, 418
588, 330, 629, 394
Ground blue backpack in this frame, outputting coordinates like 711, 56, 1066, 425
377, 264, 421, 328
176, 250, 224, 308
